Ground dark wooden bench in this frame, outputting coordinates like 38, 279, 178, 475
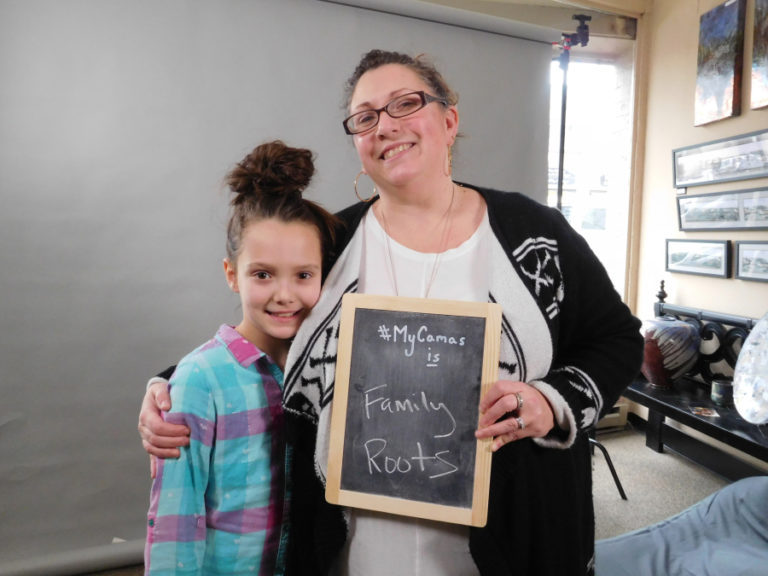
622, 289, 768, 480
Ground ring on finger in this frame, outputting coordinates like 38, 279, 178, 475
516, 416, 525, 431
515, 391, 524, 412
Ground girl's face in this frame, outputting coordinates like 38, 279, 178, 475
349, 64, 458, 191
225, 218, 322, 356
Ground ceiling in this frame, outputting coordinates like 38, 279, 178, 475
421, 0, 637, 59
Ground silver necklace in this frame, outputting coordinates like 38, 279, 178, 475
379, 183, 456, 298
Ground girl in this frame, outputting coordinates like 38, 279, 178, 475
144, 140, 338, 575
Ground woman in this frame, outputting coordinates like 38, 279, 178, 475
139, 49, 643, 576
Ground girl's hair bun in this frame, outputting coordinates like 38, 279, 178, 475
223, 139, 340, 272
226, 140, 315, 205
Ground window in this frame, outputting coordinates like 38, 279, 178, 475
548, 50, 635, 298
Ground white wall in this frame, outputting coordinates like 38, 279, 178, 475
637, 0, 768, 319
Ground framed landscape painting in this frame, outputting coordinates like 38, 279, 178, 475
677, 187, 768, 230
735, 241, 768, 281
672, 129, 768, 188
694, 0, 746, 126
666, 239, 730, 278
752, 0, 768, 109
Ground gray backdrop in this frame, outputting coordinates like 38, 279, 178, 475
0, 0, 554, 571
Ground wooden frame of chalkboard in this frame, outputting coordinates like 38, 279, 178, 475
326, 293, 502, 527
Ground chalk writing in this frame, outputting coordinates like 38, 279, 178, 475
378, 323, 468, 358
363, 384, 457, 438
363, 439, 459, 479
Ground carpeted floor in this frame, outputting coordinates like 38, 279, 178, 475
87, 425, 732, 575
592, 423, 729, 540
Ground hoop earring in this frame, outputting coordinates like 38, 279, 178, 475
354, 171, 377, 202
444, 146, 453, 177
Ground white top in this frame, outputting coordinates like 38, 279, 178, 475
360, 207, 491, 301
333, 208, 491, 576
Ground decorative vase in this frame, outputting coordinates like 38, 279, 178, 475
641, 316, 701, 389
733, 312, 768, 425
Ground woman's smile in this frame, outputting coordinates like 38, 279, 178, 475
381, 142, 414, 160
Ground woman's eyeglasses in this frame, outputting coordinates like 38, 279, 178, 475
343, 91, 448, 135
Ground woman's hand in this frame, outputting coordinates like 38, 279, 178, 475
137, 380, 190, 478
475, 380, 554, 451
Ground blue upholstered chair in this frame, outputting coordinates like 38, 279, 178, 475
595, 475, 768, 576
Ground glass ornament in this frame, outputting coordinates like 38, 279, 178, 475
733, 312, 768, 425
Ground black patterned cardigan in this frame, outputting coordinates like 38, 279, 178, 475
282, 185, 643, 576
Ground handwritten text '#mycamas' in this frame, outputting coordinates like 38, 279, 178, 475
377, 324, 467, 357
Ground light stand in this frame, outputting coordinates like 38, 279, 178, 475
554, 14, 591, 212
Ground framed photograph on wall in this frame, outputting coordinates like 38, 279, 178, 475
735, 241, 768, 281
752, 0, 768, 109
672, 129, 768, 188
677, 187, 768, 230
694, 0, 746, 126
666, 239, 731, 278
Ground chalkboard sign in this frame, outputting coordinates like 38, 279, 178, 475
326, 293, 502, 527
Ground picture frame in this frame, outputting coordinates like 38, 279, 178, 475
672, 128, 768, 188
752, 0, 768, 110
666, 239, 731, 278
735, 241, 768, 282
694, 0, 746, 126
676, 187, 768, 231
